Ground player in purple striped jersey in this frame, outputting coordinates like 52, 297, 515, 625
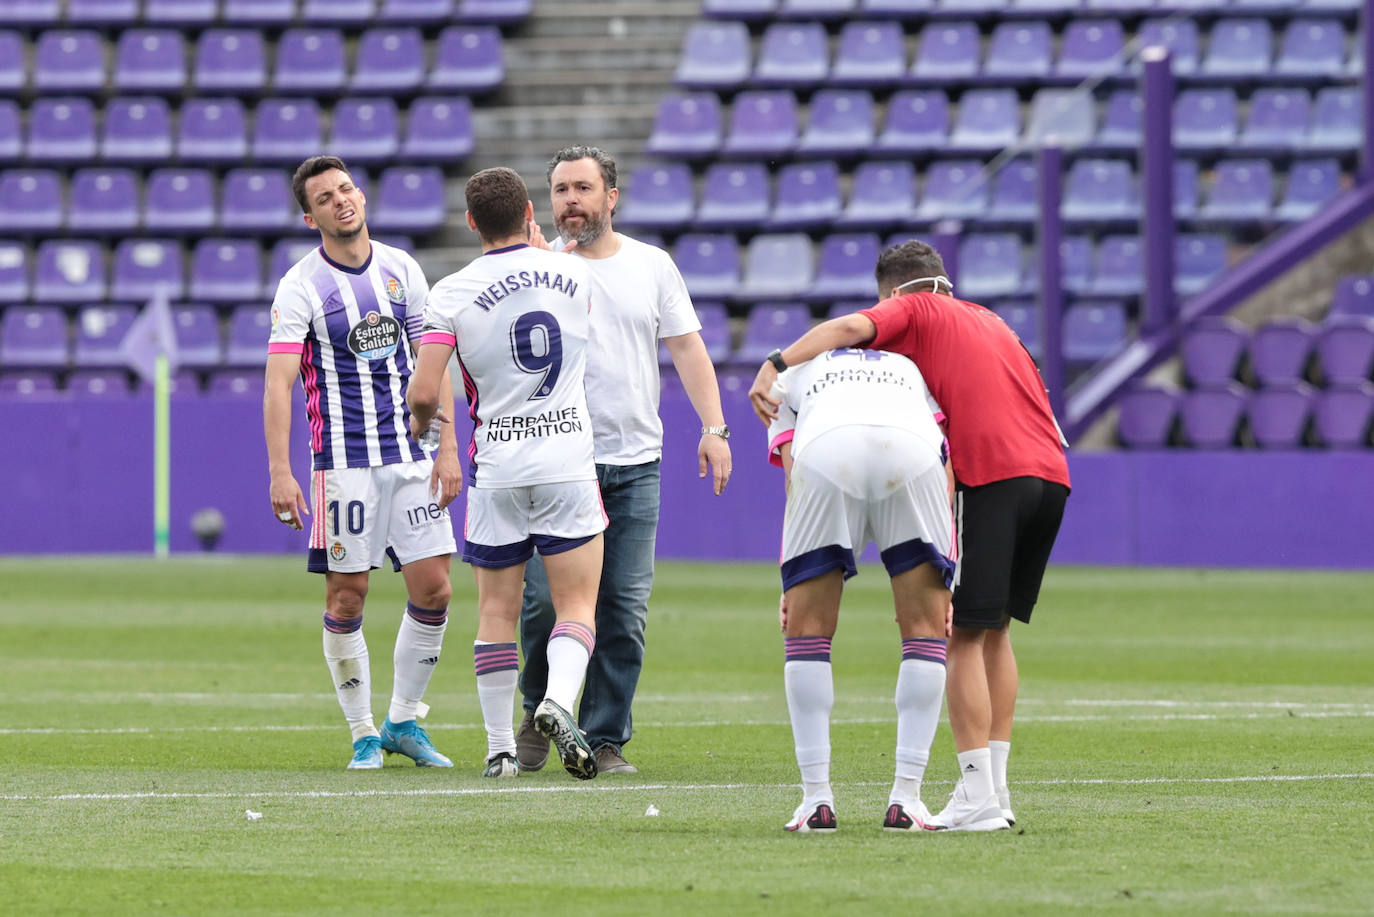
264, 155, 461, 771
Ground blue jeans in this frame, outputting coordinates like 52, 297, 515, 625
519, 460, 660, 750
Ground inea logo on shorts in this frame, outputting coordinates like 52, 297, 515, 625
330, 542, 347, 562
385, 276, 406, 303
347, 310, 402, 361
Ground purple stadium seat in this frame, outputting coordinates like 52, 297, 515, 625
33, 30, 105, 92
798, 90, 875, 157
112, 238, 184, 300
1025, 89, 1095, 148
27, 97, 97, 163
957, 233, 1023, 300
66, 0, 139, 23
329, 99, 400, 164
1182, 317, 1248, 386
1135, 19, 1199, 75
950, 89, 1021, 152
993, 302, 1039, 357
1057, 20, 1125, 79
268, 238, 317, 288
353, 28, 425, 93
1330, 276, 1374, 318
740, 234, 813, 300
178, 99, 248, 165
1009, 0, 1079, 11
1175, 234, 1228, 296
1174, 159, 1200, 219
194, 30, 267, 94
695, 162, 769, 231
252, 98, 322, 164
69, 369, 134, 397
456, 0, 532, 24
615, 163, 695, 230
401, 97, 475, 162
1200, 160, 1274, 222
1179, 383, 1248, 448
703, 0, 778, 17
0, 169, 63, 233
300, 0, 377, 26
0, 371, 60, 397
1117, 385, 1179, 448
0, 32, 22, 93
0, 241, 30, 302
837, 160, 915, 230
1276, 18, 1346, 77
1062, 159, 1136, 223
1019, 234, 1093, 295
0, 306, 68, 366
1088, 235, 1142, 298
832, 20, 905, 87
207, 368, 264, 397
1276, 159, 1342, 222
1240, 89, 1312, 151
144, 0, 218, 26
369, 167, 445, 234
1314, 317, 1374, 385
1313, 383, 1374, 448
114, 29, 185, 94
876, 90, 950, 154
737, 302, 813, 363
779, 0, 858, 16
226, 304, 271, 366
101, 96, 173, 164
221, 0, 297, 27
1064, 300, 1127, 363
769, 161, 842, 231
144, 169, 215, 233
915, 159, 987, 221
68, 168, 138, 235
860, 0, 934, 14
911, 22, 980, 82
754, 22, 829, 88
1247, 384, 1316, 449
1174, 89, 1239, 151
645, 93, 722, 159
986, 159, 1036, 223
984, 22, 1053, 82
1248, 318, 1318, 386
273, 29, 346, 95
722, 91, 799, 159
380, 0, 456, 24
1202, 19, 1273, 77
191, 238, 264, 303
34, 239, 106, 303
73, 304, 137, 366
811, 233, 880, 301
172, 304, 222, 367
0, 1, 61, 27
937, 0, 1002, 17
220, 168, 294, 233
676, 21, 751, 91
1096, 90, 1140, 150
1309, 87, 1360, 151
673, 233, 740, 300
428, 26, 504, 93
0, 101, 20, 162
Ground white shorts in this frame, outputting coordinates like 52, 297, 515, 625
780, 425, 954, 591
462, 479, 607, 569
308, 461, 457, 574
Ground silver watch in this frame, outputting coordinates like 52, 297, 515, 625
701, 424, 730, 440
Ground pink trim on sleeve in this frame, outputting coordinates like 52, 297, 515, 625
768, 430, 795, 468
421, 331, 457, 347
933, 411, 946, 424
267, 342, 304, 355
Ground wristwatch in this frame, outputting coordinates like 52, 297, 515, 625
701, 424, 730, 440
766, 348, 788, 372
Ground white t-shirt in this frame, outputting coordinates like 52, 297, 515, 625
766, 348, 945, 472
422, 244, 595, 488
569, 233, 702, 465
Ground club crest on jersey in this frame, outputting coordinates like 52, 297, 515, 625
347, 311, 402, 361
330, 542, 347, 562
385, 276, 406, 303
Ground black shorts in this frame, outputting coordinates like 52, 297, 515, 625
953, 476, 1069, 629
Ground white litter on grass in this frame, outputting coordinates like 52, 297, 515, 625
644, 804, 660, 817
245, 809, 263, 821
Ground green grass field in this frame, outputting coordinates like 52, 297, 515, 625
2, 557, 1372, 916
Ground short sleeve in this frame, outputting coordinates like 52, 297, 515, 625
860, 297, 916, 353
766, 370, 798, 468
420, 276, 461, 347
403, 253, 430, 345
267, 275, 314, 354
654, 248, 702, 339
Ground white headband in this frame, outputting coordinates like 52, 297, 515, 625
893, 275, 953, 295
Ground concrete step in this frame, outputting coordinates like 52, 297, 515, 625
505, 35, 682, 71
520, 0, 701, 38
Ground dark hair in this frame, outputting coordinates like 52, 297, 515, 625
464, 167, 530, 241
545, 145, 618, 192
875, 240, 949, 295
291, 155, 353, 213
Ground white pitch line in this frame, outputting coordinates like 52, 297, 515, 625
2, 773, 1372, 803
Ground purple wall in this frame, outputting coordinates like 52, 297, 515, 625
2, 390, 1371, 569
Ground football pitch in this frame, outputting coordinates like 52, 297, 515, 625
2, 557, 1371, 916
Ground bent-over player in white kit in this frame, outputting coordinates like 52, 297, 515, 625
408, 167, 606, 780
764, 347, 955, 833
265, 155, 461, 771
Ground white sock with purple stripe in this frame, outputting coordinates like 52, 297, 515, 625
545, 621, 595, 712
892, 637, 947, 806
784, 636, 834, 805
388, 602, 447, 724
474, 640, 520, 758
322, 613, 376, 741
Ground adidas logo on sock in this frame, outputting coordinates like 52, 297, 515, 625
338, 677, 363, 689
418, 656, 439, 666
965, 762, 978, 772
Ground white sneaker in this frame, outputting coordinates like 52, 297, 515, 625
997, 785, 1016, 826
927, 779, 1010, 832
882, 797, 931, 832
784, 799, 837, 833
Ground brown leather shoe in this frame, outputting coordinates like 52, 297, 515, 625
593, 744, 639, 775
515, 711, 548, 771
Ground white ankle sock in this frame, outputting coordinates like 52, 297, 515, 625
957, 747, 995, 801
989, 739, 1011, 791
322, 619, 375, 741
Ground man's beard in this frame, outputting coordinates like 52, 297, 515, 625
556, 206, 609, 247
324, 220, 366, 242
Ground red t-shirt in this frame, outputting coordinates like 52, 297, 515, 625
861, 292, 1071, 490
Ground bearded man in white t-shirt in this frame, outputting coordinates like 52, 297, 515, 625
514, 146, 733, 775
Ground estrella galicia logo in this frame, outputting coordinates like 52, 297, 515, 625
347, 311, 401, 361
385, 276, 406, 303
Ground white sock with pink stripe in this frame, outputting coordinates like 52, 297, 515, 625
544, 621, 594, 712
474, 640, 520, 758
